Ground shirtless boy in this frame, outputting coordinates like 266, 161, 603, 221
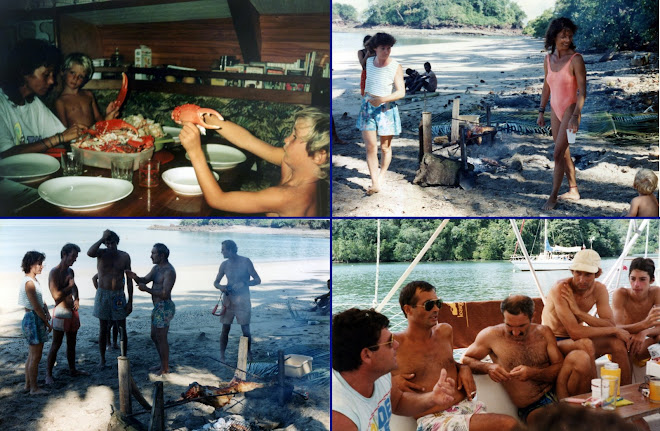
87, 230, 133, 367
626, 168, 659, 217
462, 295, 591, 425
541, 249, 632, 384
613, 258, 660, 364
179, 107, 329, 216
394, 281, 520, 431
214, 240, 261, 362
126, 243, 176, 375
54, 53, 119, 127
45, 243, 89, 384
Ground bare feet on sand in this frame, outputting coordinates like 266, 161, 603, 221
542, 197, 557, 211
558, 186, 580, 201
30, 388, 49, 395
45, 375, 55, 385
98, 361, 107, 369
149, 364, 161, 372
366, 185, 380, 196
70, 369, 90, 377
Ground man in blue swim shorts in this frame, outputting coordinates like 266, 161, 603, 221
462, 295, 592, 426
126, 243, 176, 376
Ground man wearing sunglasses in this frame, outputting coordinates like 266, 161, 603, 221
332, 307, 455, 430
393, 281, 521, 431
461, 295, 592, 426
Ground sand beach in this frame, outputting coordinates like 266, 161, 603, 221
332, 25, 659, 217
0, 255, 330, 431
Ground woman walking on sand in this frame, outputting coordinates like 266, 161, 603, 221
19, 251, 52, 395
356, 32, 405, 195
537, 17, 587, 210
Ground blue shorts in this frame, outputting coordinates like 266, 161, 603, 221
22, 310, 49, 345
356, 96, 401, 136
555, 336, 570, 342
518, 388, 558, 423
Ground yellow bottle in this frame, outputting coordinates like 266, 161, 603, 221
601, 362, 621, 397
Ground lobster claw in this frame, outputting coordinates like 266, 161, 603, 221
171, 104, 224, 130
114, 72, 128, 110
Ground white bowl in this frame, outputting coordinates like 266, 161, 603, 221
185, 144, 247, 171
162, 167, 218, 196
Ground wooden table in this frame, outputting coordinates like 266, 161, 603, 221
574, 382, 660, 422
11, 144, 254, 217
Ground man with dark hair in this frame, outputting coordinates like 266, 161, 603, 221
408, 62, 437, 94
214, 239, 261, 362
126, 243, 176, 375
613, 257, 660, 365
332, 308, 455, 430
88, 229, 133, 368
462, 295, 591, 425
394, 281, 521, 431
542, 249, 632, 384
45, 243, 88, 384
0, 38, 85, 158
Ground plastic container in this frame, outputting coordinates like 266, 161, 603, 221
601, 362, 621, 396
134, 45, 152, 80
76, 146, 154, 171
284, 354, 313, 378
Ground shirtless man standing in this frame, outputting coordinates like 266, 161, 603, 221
462, 295, 591, 425
394, 281, 520, 431
612, 258, 660, 365
87, 230, 133, 367
214, 240, 261, 362
126, 243, 176, 375
541, 249, 632, 384
45, 243, 89, 384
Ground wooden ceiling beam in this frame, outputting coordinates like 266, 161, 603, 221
227, 0, 261, 63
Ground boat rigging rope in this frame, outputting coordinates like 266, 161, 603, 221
509, 219, 546, 304
373, 219, 381, 308
375, 220, 449, 313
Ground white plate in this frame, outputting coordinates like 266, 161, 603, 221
185, 144, 247, 171
162, 126, 182, 144
38, 177, 133, 210
162, 166, 219, 195
0, 153, 60, 182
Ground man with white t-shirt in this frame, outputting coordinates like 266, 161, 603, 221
332, 308, 455, 430
0, 39, 85, 158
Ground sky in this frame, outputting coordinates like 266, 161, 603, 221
334, 0, 556, 23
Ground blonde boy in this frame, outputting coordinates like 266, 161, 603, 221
627, 168, 659, 217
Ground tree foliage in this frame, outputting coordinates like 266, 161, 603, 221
524, 0, 658, 51
179, 219, 329, 230
332, 219, 659, 263
333, 3, 358, 21
362, 0, 526, 29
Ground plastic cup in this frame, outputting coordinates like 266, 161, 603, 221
138, 159, 160, 187
649, 377, 660, 403
110, 158, 133, 181
601, 375, 618, 410
61, 151, 83, 176
566, 129, 577, 144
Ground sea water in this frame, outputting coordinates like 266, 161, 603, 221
333, 258, 621, 328
0, 219, 329, 300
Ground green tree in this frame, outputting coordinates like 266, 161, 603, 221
334, 3, 358, 21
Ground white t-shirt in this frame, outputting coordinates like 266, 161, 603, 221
18, 275, 44, 310
332, 369, 393, 430
0, 89, 65, 157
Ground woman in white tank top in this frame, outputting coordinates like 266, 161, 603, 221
19, 250, 52, 395
355, 32, 406, 195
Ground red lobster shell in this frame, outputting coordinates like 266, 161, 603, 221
171, 104, 224, 129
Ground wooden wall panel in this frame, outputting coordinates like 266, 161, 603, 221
96, 18, 242, 70
259, 14, 329, 64
59, 14, 103, 58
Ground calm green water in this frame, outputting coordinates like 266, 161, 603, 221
333, 258, 621, 328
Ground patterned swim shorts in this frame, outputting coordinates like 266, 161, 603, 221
22, 310, 49, 345
152, 300, 175, 328
93, 288, 128, 321
356, 96, 401, 136
416, 399, 486, 431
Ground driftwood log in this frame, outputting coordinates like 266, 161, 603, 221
413, 153, 463, 187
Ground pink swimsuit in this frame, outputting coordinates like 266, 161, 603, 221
546, 53, 578, 120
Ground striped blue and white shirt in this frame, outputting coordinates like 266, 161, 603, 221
364, 57, 399, 97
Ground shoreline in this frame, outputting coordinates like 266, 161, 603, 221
148, 224, 330, 237
333, 22, 525, 37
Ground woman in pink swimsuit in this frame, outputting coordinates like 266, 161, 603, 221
537, 18, 587, 211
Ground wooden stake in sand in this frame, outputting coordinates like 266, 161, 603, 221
422, 112, 432, 155
235, 336, 249, 381
451, 99, 460, 143
149, 382, 164, 431
118, 356, 132, 415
